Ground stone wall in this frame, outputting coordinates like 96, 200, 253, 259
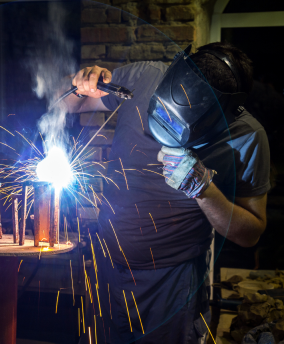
77, 0, 216, 224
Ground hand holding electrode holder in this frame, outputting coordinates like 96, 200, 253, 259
49, 80, 133, 111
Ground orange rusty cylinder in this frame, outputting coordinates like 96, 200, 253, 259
11, 195, 19, 243
33, 182, 60, 247
33, 182, 51, 246
19, 183, 28, 246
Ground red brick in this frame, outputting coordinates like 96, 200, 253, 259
107, 7, 121, 23
81, 27, 135, 44
81, 44, 106, 60
78, 206, 100, 220
136, 25, 195, 42
85, 147, 103, 161
165, 5, 194, 21
81, 9, 107, 24
80, 112, 105, 127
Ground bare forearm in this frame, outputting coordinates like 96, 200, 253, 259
196, 183, 266, 247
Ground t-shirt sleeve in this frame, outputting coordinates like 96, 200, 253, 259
235, 127, 271, 197
101, 62, 154, 111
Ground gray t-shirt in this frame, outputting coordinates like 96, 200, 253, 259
98, 61, 270, 269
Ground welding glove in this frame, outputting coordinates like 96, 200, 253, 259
161, 146, 215, 199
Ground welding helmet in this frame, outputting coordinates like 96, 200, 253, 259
147, 45, 247, 148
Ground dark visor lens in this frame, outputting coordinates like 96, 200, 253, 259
155, 104, 184, 136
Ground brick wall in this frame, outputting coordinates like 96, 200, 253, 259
77, 0, 216, 223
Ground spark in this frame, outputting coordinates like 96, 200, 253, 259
96, 233, 106, 257
136, 106, 144, 131
85, 270, 93, 303
123, 290, 132, 332
108, 283, 112, 319
119, 158, 129, 190
55, 290, 60, 313
136, 150, 148, 157
101, 194, 115, 215
81, 296, 86, 333
89, 232, 98, 285
180, 84, 192, 108
77, 217, 80, 242
96, 283, 102, 317
0, 126, 14, 136
157, 96, 171, 122
200, 313, 216, 344
142, 168, 174, 183
83, 255, 87, 291
78, 308, 81, 337
88, 327, 92, 344
94, 315, 97, 344
18, 259, 23, 272
130, 144, 137, 155
109, 220, 136, 285
149, 213, 157, 232
131, 291, 144, 334
135, 204, 143, 235
70, 260, 75, 306
0, 142, 16, 151
97, 134, 107, 140
103, 239, 114, 269
150, 248, 156, 270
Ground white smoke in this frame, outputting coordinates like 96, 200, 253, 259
30, 2, 77, 152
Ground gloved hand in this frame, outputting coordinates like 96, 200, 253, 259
158, 146, 216, 199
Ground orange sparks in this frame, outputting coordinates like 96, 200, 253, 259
123, 290, 132, 332
0, 126, 14, 136
136, 150, 148, 157
157, 96, 171, 121
200, 313, 216, 344
55, 290, 60, 314
149, 213, 157, 232
101, 194, 115, 214
109, 219, 120, 249
81, 296, 86, 333
96, 283, 102, 317
180, 84, 192, 108
0, 141, 15, 151
77, 217, 81, 242
130, 144, 137, 155
119, 157, 129, 190
70, 260, 75, 306
85, 270, 93, 304
150, 248, 156, 270
136, 106, 144, 131
142, 169, 174, 183
89, 232, 98, 286
135, 204, 143, 235
97, 134, 107, 140
108, 283, 112, 319
78, 308, 81, 337
131, 291, 144, 334
120, 248, 136, 286
96, 233, 106, 257
94, 315, 97, 344
109, 220, 136, 285
83, 255, 87, 291
88, 327, 92, 344
103, 239, 114, 268
18, 259, 23, 272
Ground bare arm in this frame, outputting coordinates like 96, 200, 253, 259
63, 65, 112, 113
196, 183, 267, 247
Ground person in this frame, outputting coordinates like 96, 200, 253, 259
65, 42, 270, 344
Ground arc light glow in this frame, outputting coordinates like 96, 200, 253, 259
36, 146, 73, 189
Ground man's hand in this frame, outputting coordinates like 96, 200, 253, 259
157, 146, 215, 199
72, 65, 112, 98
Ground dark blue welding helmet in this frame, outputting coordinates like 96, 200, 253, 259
147, 45, 247, 148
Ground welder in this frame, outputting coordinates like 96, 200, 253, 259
64, 42, 270, 344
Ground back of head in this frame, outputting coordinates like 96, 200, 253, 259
190, 42, 253, 94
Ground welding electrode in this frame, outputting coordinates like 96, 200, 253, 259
49, 80, 133, 111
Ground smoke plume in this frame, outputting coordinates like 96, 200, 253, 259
29, 2, 77, 152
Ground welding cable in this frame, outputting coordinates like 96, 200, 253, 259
18, 258, 41, 300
